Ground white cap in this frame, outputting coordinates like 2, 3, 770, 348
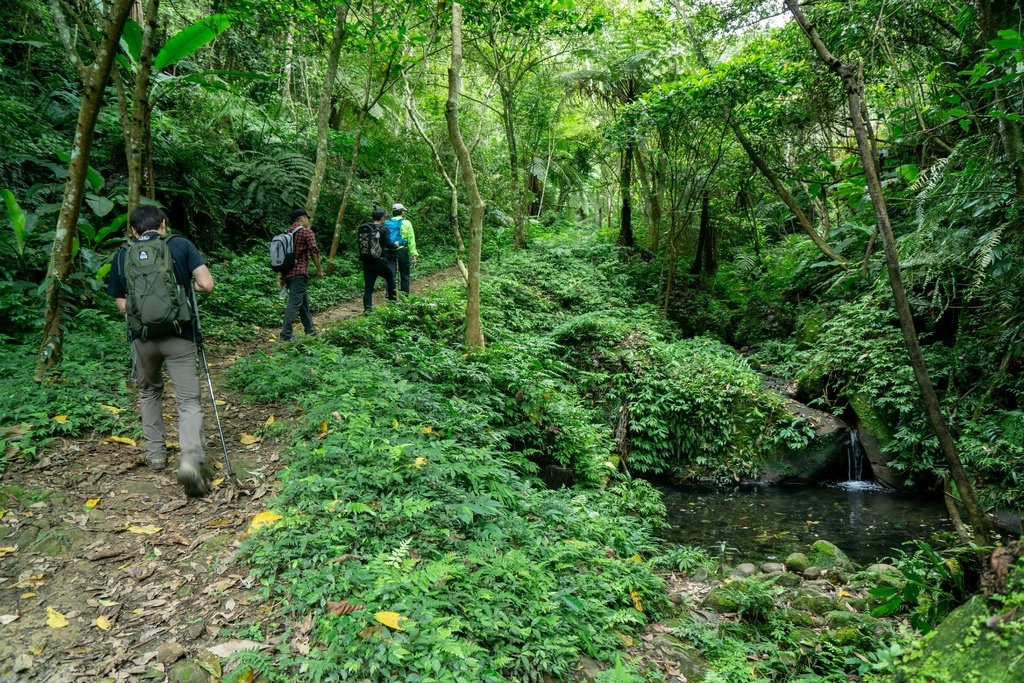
392, 203, 406, 213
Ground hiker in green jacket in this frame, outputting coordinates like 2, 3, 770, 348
383, 203, 418, 296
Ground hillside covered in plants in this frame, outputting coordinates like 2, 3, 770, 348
2, 0, 1023, 680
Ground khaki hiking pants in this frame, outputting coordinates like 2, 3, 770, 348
132, 336, 205, 468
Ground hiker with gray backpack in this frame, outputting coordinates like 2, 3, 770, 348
106, 206, 215, 498
270, 208, 322, 341
358, 208, 398, 312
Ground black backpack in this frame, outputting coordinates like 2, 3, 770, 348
269, 227, 298, 272
357, 223, 383, 262
123, 234, 192, 340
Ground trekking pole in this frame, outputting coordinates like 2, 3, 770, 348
189, 288, 236, 483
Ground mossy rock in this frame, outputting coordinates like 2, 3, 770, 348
785, 552, 810, 573
895, 595, 1024, 682
650, 633, 708, 682
789, 588, 835, 615
703, 586, 738, 614
168, 661, 209, 683
780, 608, 815, 628
824, 610, 883, 632
807, 541, 854, 572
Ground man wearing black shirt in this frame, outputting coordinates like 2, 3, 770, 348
107, 206, 215, 497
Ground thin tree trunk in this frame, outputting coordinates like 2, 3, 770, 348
144, 112, 156, 199
326, 115, 367, 273
786, 0, 990, 544
127, 0, 158, 214
690, 193, 716, 278
618, 144, 635, 247
730, 120, 847, 268
306, 6, 347, 219
281, 22, 294, 106
446, 2, 485, 348
38, 0, 133, 380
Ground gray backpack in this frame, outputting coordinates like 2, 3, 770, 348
123, 234, 192, 339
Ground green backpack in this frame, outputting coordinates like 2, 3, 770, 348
123, 234, 193, 340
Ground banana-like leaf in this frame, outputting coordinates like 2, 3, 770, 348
153, 14, 230, 72
2, 189, 26, 257
121, 19, 142, 64
55, 152, 104, 191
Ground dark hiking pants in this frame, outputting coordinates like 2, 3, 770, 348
386, 248, 411, 296
281, 274, 314, 340
363, 259, 396, 310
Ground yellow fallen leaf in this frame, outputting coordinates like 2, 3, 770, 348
96, 615, 111, 631
106, 435, 137, 447
20, 592, 36, 600
616, 632, 634, 647
13, 574, 45, 589
29, 644, 44, 655
631, 554, 643, 563
127, 524, 162, 535
630, 590, 643, 612
46, 606, 69, 628
163, 413, 174, 420
84, 498, 101, 510
165, 441, 179, 449
413, 457, 429, 468
215, 400, 226, 406
239, 433, 260, 445
211, 478, 225, 487
53, 414, 69, 424
98, 599, 118, 607
374, 611, 407, 631
99, 404, 120, 415
248, 511, 282, 533
265, 415, 275, 427
317, 421, 329, 438
0, 545, 17, 558
392, 418, 400, 429
420, 425, 433, 434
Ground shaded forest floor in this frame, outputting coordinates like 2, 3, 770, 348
0, 268, 463, 682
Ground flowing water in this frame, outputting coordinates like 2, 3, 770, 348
659, 483, 953, 565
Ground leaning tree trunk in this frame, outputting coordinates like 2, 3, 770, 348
446, 2, 485, 348
325, 114, 367, 274
785, 0, 990, 544
618, 143, 635, 247
37, 0, 134, 381
281, 22, 294, 106
127, 0, 159, 214
306, 6, 347, 220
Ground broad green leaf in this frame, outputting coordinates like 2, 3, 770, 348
153, 15, 230, 72
55, 152, 104, 191
2, 189, 26, 257
871, 596, 903, 617
122, 19, 142, 64
898, 164, 919, 183
86, 194, 115, 218
867, 586, 898, 597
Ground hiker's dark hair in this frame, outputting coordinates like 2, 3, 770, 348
130, 205, 166, 234
372, 208, 386, 221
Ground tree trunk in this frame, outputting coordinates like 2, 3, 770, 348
446, 2, 485, 348
306, 6, 347, 220
38, 0, 134, 380
730, 120, 847, 267
144, 112, 156, 200
325, 115, 367, 274
618, 144, 635, 247
496, 73, 526, 248
977, 0, 1024, 195
689, 193, 717, 278
786, 0, 990, 544
127, 0, 158, 214
281, 22, 294, 106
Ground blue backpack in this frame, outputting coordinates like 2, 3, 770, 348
384, 217, 404, 247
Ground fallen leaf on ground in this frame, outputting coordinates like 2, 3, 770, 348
374, 611, 407, 631
316, 421, 328, 438
20, 593, 35, 600
211, 477, 225, 487
264, 415, 275, 427
215, 400, 226, 406
46, 607, 69, 628
0, 545, 17, 557
165, 441, 179, 449
127, 524, 162, 535
248, 511, 281, 533
327, 600, 364, 616
84, 498, 101, 509
98, 599, 118, 607
413, 457, 429, 468
99, 404, 120, 415
630, 590, 643, 612
206, 640, 264, 658
96, 615, 112, 631
0, 614, 18, 625
631, 554, 643, 563
421, 425, 434, 434
13, 574, 46, 589
106, 436, 137, 447
239, 434, 260, 445
53, 415, 68, 424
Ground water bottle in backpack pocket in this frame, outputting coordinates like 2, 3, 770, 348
123, 234, 192, 340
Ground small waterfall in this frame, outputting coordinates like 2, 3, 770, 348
847, 430, 864, 482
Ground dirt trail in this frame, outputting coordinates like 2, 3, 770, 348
0, 268, 464, 682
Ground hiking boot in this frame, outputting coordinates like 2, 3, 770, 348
305, 329, 320, 337
146, 453, 167, 471
177, 459, 208, 498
